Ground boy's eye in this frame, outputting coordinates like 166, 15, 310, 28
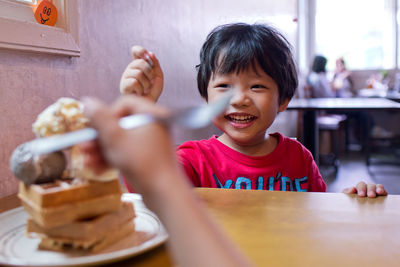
216, 84, 229, 88
251, 84, 267, 90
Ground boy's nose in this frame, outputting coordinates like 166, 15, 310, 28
230, 89, 250, 107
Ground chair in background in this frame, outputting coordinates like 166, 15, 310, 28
302, 84, 348, 173
367, 125, 400, 168
317, 114, 347, 173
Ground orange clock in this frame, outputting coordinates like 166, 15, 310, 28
34, 0, 58, 26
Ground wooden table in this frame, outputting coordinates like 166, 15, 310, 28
287, 97, 400, 165
2, 189, 400, 266
196, 188, 400, 267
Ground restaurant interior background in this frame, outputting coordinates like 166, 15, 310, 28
0, 0, 399, 197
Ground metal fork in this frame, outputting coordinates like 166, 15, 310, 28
14, 93, 233, 156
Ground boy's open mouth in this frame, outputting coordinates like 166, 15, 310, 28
225, 114, 256, 123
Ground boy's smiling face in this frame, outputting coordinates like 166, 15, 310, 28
207, 62, 289, 148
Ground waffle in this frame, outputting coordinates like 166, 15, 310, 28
27, 201, 135, 252
38, 219, 135, 252
18, 179, 123, 228
18, 178, 122, 207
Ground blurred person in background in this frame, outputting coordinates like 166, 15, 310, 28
306, 55, 334, 98
331, 57, 355, 97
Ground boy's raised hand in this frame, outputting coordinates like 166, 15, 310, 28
120, 46, 164, 102
343, 181, 388, 198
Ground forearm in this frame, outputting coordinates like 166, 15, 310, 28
131, 167, 252, 267
84, 96, 250, 266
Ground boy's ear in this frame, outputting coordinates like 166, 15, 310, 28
278, 98, 290, 112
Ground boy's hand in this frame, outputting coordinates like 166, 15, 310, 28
343, 181, 388, 198
120, 46, 164, 102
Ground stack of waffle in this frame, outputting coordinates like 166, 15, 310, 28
16, 97, 136, 252
19, 178, 135, 252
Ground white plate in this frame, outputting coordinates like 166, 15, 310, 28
0, 193, 168, 266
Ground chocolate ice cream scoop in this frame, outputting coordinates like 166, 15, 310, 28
10, 143, 66, 184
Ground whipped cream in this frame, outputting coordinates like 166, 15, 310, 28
32, 98, 89, 137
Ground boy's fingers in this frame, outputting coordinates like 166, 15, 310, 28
343, 182, 387, 198
149, 52, 160, 70
148, 52, 163, 81
131, 46, 154, 72
342, 187, 357, 194
355, 181, 367, 197
376, 184, 388, 196
131, 45, 148, 60
124, 68, 151, 93
367, 183, 377, 198
121, 77, 145, 96
121, 58, 156, 96
126, 48, 163, 102
126, 59, 155, 80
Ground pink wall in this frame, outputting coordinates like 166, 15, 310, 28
0, 0, 296, 197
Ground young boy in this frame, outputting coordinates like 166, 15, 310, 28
120, 23, 387, 197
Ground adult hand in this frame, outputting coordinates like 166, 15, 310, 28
80, 96, 252, 267
80, 95, 174, 193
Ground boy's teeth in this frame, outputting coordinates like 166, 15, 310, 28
227, 115, 255, 122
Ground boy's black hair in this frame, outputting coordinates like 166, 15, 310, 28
311, 55, 327, 73
196, 23, 298, 104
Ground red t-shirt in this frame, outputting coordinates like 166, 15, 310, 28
176, 133, 326, 192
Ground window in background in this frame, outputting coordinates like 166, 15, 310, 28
397, 0, 400, 69
16, 0, 36, 3
0, 0, 79, 57
315, 0, 395, 70
0, 0, 37, 22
